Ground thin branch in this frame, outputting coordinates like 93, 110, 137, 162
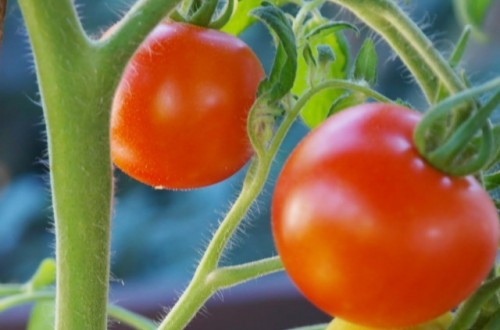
208, 257, 284, 289
97, 0, 182, 74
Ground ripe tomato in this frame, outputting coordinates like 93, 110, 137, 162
326, 312, 453, 330
272, 103, 499, 328
111, 22, 264, 189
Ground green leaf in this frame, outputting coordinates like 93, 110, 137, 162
28, 300, 55, 330
293, 19, 350, 128
303, 21, 359, 40
434, 26, 472, 103
352, 38, 378, 85
302, 43, 316, 67
449, 25, 472, 68
252, 2, 297, 102
221, 0, 260, 35
222, 0, 290, 35
453, 0, 495, 40
26, 258, 56, 291
482, 310, 500, 330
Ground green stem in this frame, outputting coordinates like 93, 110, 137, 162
425, 91, 500, 175
98, 0, 182, 75
449, 277, 500, 330
158, 79, 389, 330
18, 0, 187, 328
208, 256, 283, 289
156, 161, 272, 330
0, 284, 24, 297
430, 92, 500, 160
17, 1, 114, 329
108, 305, 157, 330
188, 0, 219, 26
328, 0, 464, 103
414, 77, 500, 158
0, 291, 54, 313
0, 287, 156, 330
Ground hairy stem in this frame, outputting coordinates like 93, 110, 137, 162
18, 0, 194, 328
156, 161, 272, 330
97, 0, 182, 76
208, 256, 283, 289
157, 79, 387, 330
17, 1, 114, 329
328, 0, 465, 103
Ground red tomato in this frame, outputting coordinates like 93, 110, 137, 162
272, 103, 499, 328
111, 22, 264, 189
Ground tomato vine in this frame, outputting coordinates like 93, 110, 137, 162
0, 0, 498, 329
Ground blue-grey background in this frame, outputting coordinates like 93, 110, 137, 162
0, 0, 499, 327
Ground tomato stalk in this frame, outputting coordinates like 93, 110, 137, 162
156, 158, 282, 330
98, 0, 182, 73
327, 0, 465, 104
17, 0, 181, 328
17, 1, 113, 329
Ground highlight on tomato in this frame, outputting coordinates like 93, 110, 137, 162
111, 22, 264, 189
272, 103, 499, 328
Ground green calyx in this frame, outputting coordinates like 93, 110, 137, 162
414, 78, 500, 177
170, 0, 236, 29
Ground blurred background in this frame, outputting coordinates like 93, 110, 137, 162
0, 0, 499, 329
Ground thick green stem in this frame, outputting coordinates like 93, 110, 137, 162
328, 0, 465, 103
17, 1, 114, 329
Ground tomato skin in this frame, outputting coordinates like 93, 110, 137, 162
272, 103, 499, 328
111, 22, 264, 189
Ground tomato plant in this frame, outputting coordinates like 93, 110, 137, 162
111, 21, 264, 189
3, 0, 500, 329
272, 103, 499, 328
